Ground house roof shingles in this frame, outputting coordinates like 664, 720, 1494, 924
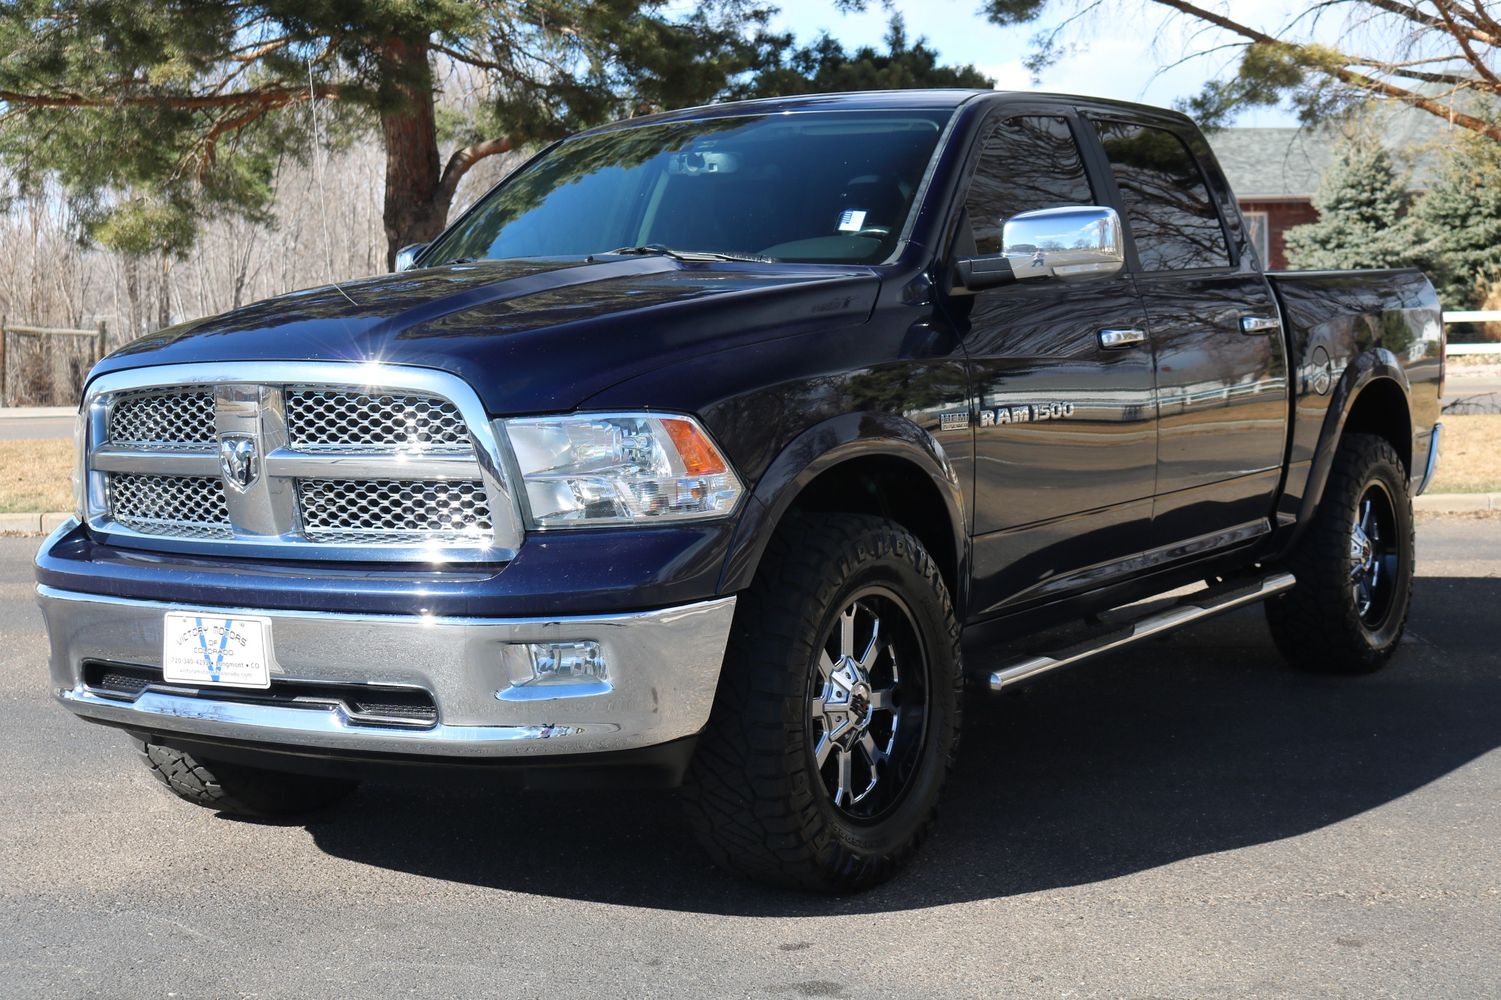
1207, 102, 1462, 200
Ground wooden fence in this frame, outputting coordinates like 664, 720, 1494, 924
0, 318, 108, 407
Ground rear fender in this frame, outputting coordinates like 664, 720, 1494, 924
1280, 349, 1411, 553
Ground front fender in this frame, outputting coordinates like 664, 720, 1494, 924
717, 411, 968, 597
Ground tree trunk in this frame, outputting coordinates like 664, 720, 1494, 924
378, 36, 452, 270
123, 256, 142, 338
156, 254, 173, 329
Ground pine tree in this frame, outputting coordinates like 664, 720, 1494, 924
732, 17, 992, 100
1284, 138, 1415, 271
1411, 133, 1501, 311
0, 2, 989, 271
0, 1, 776, 267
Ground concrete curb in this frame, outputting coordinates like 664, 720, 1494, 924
0, 512, 73, 535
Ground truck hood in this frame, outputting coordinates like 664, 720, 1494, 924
98, 256, 881, 412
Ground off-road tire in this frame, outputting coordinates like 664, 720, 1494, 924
135, 739, 358, 818
1266, 433, 1415, 674
682, 513, 962, 892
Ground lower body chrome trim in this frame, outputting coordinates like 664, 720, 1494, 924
37, 585, 736, 758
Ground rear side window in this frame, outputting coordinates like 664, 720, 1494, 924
1092, 119, 1231, 271
965, 115, 1094, 255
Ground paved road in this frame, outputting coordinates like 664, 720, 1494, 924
4, 520, 1500, 999
1444, 373, 1501, 414
0, 415, 72, 441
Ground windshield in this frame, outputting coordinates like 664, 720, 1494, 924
425, 109, 954, 266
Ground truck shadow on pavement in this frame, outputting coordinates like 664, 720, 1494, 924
305, 574, 1501, 915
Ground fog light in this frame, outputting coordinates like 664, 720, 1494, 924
526, 641, 607, 685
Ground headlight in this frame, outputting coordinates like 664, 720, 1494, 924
502, 412, 743, 528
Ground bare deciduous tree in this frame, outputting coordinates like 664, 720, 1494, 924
990, 0, 1500, 138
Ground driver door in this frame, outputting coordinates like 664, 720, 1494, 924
955, 111, 1160, 620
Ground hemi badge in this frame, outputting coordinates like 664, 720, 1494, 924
940, 411, 970, 431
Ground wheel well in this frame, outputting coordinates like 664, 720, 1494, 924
785, 456, 960, 601
1342, 378, 1412, 474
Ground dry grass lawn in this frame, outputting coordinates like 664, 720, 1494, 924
0, 438, 74, 514
1428, 413, 1501, 494
0, 414, 1495, 515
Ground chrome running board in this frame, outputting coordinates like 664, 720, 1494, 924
987, 571, 1296, 690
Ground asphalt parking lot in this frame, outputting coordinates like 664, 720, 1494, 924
3, 518, 1499, 999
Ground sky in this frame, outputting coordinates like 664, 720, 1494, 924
769, 0, 1306, 127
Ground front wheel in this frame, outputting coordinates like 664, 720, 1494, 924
1266, 433, 1415, 674
682, 513, 962, 892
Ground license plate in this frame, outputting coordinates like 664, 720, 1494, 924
162, 612, 273, 689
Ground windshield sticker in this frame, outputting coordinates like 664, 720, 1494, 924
837, 209, 868, 233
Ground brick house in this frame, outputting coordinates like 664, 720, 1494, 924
1207, 109, 1445, 270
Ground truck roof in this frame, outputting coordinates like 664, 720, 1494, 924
576, 88, 1196, 136
575, 89, 989, 136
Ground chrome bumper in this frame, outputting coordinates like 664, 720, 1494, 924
37, 585, 736, 758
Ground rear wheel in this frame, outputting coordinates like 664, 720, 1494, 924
682, 513, 962, 892
1266, 433, 1415, 674
135, 739, 358, 818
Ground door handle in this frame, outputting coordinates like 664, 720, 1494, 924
1240, 315, 1281, 335
1098, 328, 1146, 350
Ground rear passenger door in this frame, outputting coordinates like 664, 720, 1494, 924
958, 111, 1159, 620
1087, 116, 1290, 548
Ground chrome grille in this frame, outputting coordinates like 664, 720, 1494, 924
286, 390, 472, 454
80, 363, 520, 561
110, 473, 232, 538
298, 479, 492, 544
108, 390, 215, 450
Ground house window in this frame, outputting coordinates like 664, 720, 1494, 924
1243, 210, 1270, 267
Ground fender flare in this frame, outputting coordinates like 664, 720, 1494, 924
1285, 347, 1412, 549
717, 411, 969, 601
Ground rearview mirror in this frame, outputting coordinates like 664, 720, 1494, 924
952, 205, 1124, 293
393, 243, 428, 272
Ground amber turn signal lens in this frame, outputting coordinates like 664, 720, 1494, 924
662, 417, 727, 476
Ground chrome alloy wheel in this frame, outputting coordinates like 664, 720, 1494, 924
807, 589, 928, 820
1350, 481, 1400, 627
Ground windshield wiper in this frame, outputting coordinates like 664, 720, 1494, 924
595, 244, 774, 264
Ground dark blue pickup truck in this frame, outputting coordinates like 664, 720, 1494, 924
36, 89, 1443, 891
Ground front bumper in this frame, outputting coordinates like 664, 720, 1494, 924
38, 583, 736, 760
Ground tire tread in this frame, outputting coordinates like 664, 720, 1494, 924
1266, 433, 1414, 674
682, 512, 962, 891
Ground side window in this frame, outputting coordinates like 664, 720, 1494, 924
965, 115, 1094, 255
1092, 119, 1231, 271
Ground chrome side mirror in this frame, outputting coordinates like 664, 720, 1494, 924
952, 205, 1125, 293
1002, 206, 1124, 281
393, 243, 428, 272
